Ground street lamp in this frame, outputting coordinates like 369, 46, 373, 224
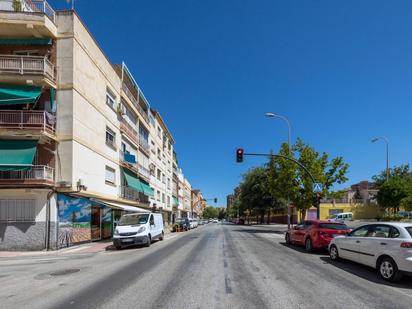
265, 112, 292, 228
371, 136, 389, 182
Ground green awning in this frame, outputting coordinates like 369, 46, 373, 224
0, 84, 42, 105
141, 181, 154, 197
0, 38, 52, 46
122, 168, 143, 193
0, 140, 37, 171
172, 196, 179, 206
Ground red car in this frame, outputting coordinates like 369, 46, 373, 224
285, 220, 351, 252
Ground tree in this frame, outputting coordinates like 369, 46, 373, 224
202, 206, 219, 219
377, 178, 412, 213
400, 195, 412, 212
291, 139, 349, 219
373, 164, 412, 188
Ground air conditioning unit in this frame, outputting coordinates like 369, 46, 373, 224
57, 181, 72, 188
117, 103, 126, 115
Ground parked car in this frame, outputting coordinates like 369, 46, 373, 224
189, 218, 198, 229
329, 222, 412, 282
173, 218, 190, 232
329, 212, 353, 223
235, 218, 245, 225
285, 220, 351, 252
113, 212, 164, 249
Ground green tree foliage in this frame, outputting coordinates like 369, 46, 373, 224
231, 138, 349, 221
400, 195, 412, 212
202, 206, 219, 219
377, 178, 412, 213
373, 164, 412, 188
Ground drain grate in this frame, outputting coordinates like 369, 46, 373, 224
50, 268, 80, 276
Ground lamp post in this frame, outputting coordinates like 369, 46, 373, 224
371, 136, 389, 182
265, 112, 292, 229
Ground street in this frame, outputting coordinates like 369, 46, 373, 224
1, 223, 412, 309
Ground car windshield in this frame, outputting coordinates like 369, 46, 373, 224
318, 223, 349, 230
118, 214, 149, 226
406, 227, 412, 237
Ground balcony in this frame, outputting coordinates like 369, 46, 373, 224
0, 165, 54, 187
139, 137, 150, 154
0, 110, 56, 139
138, 164, 150, 180
119, 118, 139, 146
121, 83, 150, 124
0, 0, 57, 38
119, 186, 150, 205
0, 55, 56, 86
119, 151, 138, 174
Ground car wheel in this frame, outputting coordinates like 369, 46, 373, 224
378, 257, 402, 282
329, 245, 339, 261
145, 235, 151, 247
115, 245, 122, 250
305, 238, 313, 252
159, 231, 164, 241
285, 233, 291, 244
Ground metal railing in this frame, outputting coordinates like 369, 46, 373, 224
0, 110, 55, 134
0, 54, 55, 81
139, 137, 150, 153
119, 118, 139, 145
122, 82, 150, 124
138, 164, 150, 179
0, 0, 56, 23
0, 165, 54, 182
119, 186, 150, 205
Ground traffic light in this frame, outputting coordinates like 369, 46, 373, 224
236, 148, 244, 163
314, 193, 321, 207
214, 198, 217, 203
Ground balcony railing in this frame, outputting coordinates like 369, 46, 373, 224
0, 110, 56, 135
0, 0, 56, 23
0, 54, 55, 81
122, 83, 150, 124
120, 118, 139, 145
139, 137, 150, 154
138, 164, 150, 180
0, 165, 54, 184
119, 151, 138, 173
119, 186, 150, 205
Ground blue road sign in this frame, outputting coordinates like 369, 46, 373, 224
313, 183, 323, 193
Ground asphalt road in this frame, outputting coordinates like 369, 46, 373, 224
1, 223, 412, 309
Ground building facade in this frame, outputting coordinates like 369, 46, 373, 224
0, 1, 202, 250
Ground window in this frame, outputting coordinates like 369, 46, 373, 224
390, 227, 400, 238
157, 126, 161, 138
106, 127, 116, 149
157, 169, 161, 180
162, 174, 166, 184
350, 226, 370, 237
162, 193, 165, 203
0, 199, 35, 222
157, 148, 161, 160
106, 88, 116, 110
367, 225, 391, 238
167, 196, 170, 206
157, 190, 161, 201
167, 178, 171, 189
105, 166, 116, 185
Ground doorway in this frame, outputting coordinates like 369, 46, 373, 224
91, 206, 102, 241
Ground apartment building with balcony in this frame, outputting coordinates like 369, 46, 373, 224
0, 1, 203, 250
0, 3, 154, 250
147, 109, 175, 226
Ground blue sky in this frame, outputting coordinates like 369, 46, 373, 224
50, 0, 412, 207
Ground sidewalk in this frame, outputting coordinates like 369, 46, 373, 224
0, 228, 174, 258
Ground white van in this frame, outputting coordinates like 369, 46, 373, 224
113, 212, 164, 249
330, 212, 353, 223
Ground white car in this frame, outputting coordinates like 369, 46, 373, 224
189, 218, 198, 229
113, 212, 164, 249
329, 222, 412, 282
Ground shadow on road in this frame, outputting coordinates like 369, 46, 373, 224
232, 229, 285, 235
279, 242, 328, 256
320, 257, 412, 288
105, 240, 161, 251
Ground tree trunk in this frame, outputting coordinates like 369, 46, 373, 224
267, 209, 271, 224
300, 209, 307, 222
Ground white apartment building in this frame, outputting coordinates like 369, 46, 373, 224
0, 2, 200, 250
148, 109, 175, 226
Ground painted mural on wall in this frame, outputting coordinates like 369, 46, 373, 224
57, 194, 91, 248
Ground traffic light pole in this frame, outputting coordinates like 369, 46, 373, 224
241, 152, 321, 220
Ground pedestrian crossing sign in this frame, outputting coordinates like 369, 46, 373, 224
313, 183, 323, 193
